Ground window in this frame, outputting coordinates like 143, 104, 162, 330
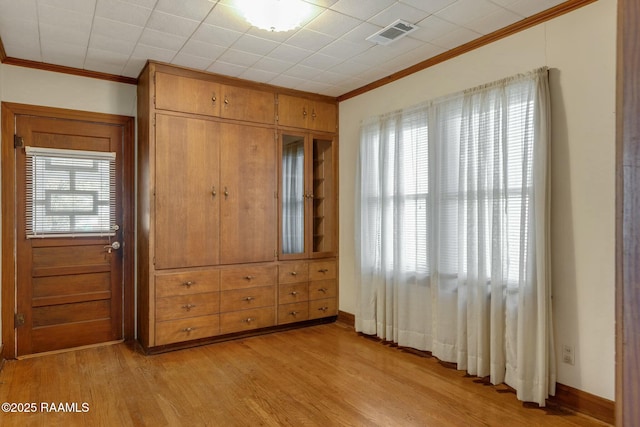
25, 146, 116, 238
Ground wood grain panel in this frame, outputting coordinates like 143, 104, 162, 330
310, 100, 337, 132
220, 265, 276, 290
155, 315, 220, 345
221, 85, 275, 124
278, 283, 309, 305
220, 286, 275, 313
30, 319, 114, 353
155, 72, 221, 116
278, 262, 309, 284
32, 272, 110, 299
32, 245, 109, 270
278, 94, 308, 129
155, 270, 220, 298
32, 300, 111, 327
219, 307, 275, 334
617, 0, 640, 425
156, 292, 220, 321
278, 302, 309, 325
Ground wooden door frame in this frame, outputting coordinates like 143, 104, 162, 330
1, 102, 135, 359
617, 0, 640, 425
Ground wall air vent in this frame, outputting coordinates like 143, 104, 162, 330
366, 19, 418, 45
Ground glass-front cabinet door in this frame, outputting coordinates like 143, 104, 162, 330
279, 132, 336, 259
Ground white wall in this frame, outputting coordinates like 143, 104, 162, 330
0, 64, 137, 349
338, 0, 616, 401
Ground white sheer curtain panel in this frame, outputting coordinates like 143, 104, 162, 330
355, 68, 555, 406
282, 141, 304, 254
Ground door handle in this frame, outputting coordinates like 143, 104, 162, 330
104, 241, 121, 253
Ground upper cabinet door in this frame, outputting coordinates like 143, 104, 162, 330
221, 85, 275, 124
155, 72, 221, 117
278, 95, 337, 132
219, 123, 277, 265
155, 114, 220, 269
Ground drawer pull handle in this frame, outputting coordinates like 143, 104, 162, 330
290, 291, 298, 296
290, 271, 297, 276
182, 327, 196, 333
290, 311, 299, 316
244, 296, 255, 302
318, 306, 329, 312
318, 269, 329, 273
244, 275, 255, 280
318, 288, 328, 293
182, 281, 196, 288
182, 304, 196, 311
211, 95, 216, 103
243, 317, 255, 323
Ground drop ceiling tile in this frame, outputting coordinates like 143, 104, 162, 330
231, 34, 280, 56
84, 48, 129, 74
298, 52, 344, 70
368, 3, 430, 27
95, 0, 153, 27
131, 43, 177, 63
465, 8, 523, 34
239, 68, 279, 83
41, 41, 87, 68
245, 27, 296, 43
313, 70, 349, 85
0, 0, 37, 18
172, 51, 214, 70
281, 63, 323, 80
328, 59, 372, 76
330, 0, 395, 21
38, 0, 96, 15
302, 0, 338, 7
206, 60, 247, 77
0, 18, 39, 41
250, 56, 294, 74
319, 39, 371, 60
122, 0, 158, 8
430, 26, 483, 49
92, 16, 144, 43
89, 33, 137, 55
38, 4, 93, 30
204, 2, 252, 33
295, 79, 336, 95
306, 9, 363, 38
146, 10, 200, 37
139, 28, 188, 51
192, 24, 244, 48
351, 44, 408, 67
284, 29, 336, 51
155, 0, 214, 21
122, 57, 148, 77
399, 0, 457, 14
341, 22, 383, 44
180, 39, 226, 60
268, 44, 313, 63
217, 48, 262, 67
269, 74, 308, 89
39, 22, 91, 47
2, 40, 41, 61
505, 0, 566, 16
435, 0, 504, 26
410, 15, 458, 42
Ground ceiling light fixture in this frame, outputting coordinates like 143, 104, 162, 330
235, 0, 312, 32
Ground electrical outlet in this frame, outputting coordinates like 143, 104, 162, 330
562, 344, 575, 365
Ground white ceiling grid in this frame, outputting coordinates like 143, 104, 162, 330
0, 0, 567, 96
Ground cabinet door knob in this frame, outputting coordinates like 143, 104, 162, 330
318, 288, 328, 293
289, 311, 299, 316
182, 327, 196, 332
212, 186, 217, 197
290, 271, 297, 276
224, 98, 229, 105
244, 296, 255, 301
224, 187, 229, 198
244, 275, 255, 280
211, 95, 217, 103
318, 306, 329, 312
318, 268, 329, 273
182, 281, 196, 288
243, 317, 255, 323
182, 304, 196, 311
302, 108, 307, 117
290, 291, 298, 296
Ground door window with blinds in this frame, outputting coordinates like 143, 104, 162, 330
25, 146, 117, 238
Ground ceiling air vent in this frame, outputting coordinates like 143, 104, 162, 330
366, 19, 418, 45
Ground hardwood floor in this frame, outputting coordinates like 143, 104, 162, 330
0, 323, 608, 426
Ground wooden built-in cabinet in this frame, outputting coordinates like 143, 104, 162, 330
137, 62, 339, 352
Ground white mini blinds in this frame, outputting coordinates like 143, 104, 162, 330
25, 146, 116, 238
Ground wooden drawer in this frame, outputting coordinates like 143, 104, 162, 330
219, 307, 275, 334
155, 315, 220, 345
309, 297, 337, 320
278, 302, 309, 325
278, 283, 309, 305
220, 286, 275, 312
155, 72, 221, 117
309, 260, 337, 281
220, 265, 276, 290
156, 292, 220, 321
156, 270, 220, 298
309, 279, 337, 300
278, 262, 309, 284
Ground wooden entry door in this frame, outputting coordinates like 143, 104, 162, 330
12, 112, 130, 356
